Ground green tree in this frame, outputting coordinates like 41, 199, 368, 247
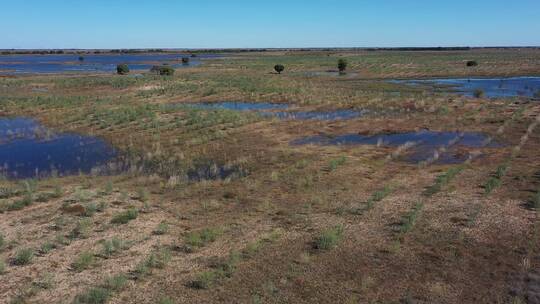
338, 59, 348, 73
274, 64, 285, 74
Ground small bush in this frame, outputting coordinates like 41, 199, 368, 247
0, 233, 4, 250
0, 260, 5, 274
40, 242, 56, 254
338, 59, 348, 73
111, 208, 138, 224
274, 64, 285, 74
328, 156, 346, 171
13, 248, 34, 265
466, 60, 478, 67
73, 287, 110, 304
314, 225, 344, 250
181, 57, 190, 64
473, 89, 485, 98
116, 64, 129, 75
78, 56, 85, 62
531, 191, 540, 209
73, 251, 94, 272
159, 66, 175, 76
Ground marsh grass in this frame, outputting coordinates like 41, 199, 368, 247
314, 225, 344, 250
424, 166, 465, 197
397, 202, 424, 235
484, 163, 509, 195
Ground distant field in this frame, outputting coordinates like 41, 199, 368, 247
0, 49, 539, 304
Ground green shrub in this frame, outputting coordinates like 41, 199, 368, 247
398, 202, 424, 234
338, 59, 348, 73
14, 248, 34, 265
73, 287, 110, 304
314, 225, 344, 250
73, 251, 94, 272
328, 156, 346, 171
0, 233, 4, 250
40, 242, 55, 254
531, 190, 540, 209
0, 260, 5, 274
111, 208, 138, 224
466, 60, 478, 67
181, 57, 190, 64
116, 64, 129, 75
159, 66, 175, 76
274, 64, 285, 74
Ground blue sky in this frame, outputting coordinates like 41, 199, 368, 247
1, 0, 539, 49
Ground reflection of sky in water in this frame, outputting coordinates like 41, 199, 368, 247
291, 130, 501, 164
0, 53, 221, 74
392, 77, 540, 98
0, 117, 117, 179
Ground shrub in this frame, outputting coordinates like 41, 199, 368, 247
338, 59, 348, 73
0, 260, 5, 274
111, 208, 138, 224
40, 242, 55, 254
158, 297, 174, 304
531, 190, 540, 209
78, 56, 85, 62
181, 57, 190, 64
0, 233, 4, 250
314, 225, 344, 250
73, 287, 110, 304
71, 218, 93, 239
466, 60, 478, 67
274, 64, 285, 74
116, 64, 129, 75
328, 156, 346, 171
73, 251, 94, 272
473, 89, 485, 98
159, 66, 175, 76
13, 248, 34, 265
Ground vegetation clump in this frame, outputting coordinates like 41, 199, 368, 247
473, 88, 485, 98
466, 60, 478, 67
13, 248, 34, 266
111, 208, 138, 224
274, 64, 285, 74
338, 59, 348, 73
116, 64, 129, 75
314, 225, 344, 250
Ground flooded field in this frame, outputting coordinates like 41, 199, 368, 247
0, 117, 117, 178
292, 130, 501, 164
393, 77, 540, 98
0, 53, 221, 74
187, 102, 364, 121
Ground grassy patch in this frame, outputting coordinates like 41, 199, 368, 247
424, 166, 465, 196
314, 225, 344, 250
397, 202, 424, 235
13, 248, 34, 266
72, 251, 95, 272
111, 208, 138, 224
184, 228, 222, 249
101, 237, 128, 257
366, 186, 392, 210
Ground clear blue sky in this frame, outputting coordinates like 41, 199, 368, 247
1, 0, 539, 49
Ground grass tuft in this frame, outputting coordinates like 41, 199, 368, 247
314, 225, 344, 250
